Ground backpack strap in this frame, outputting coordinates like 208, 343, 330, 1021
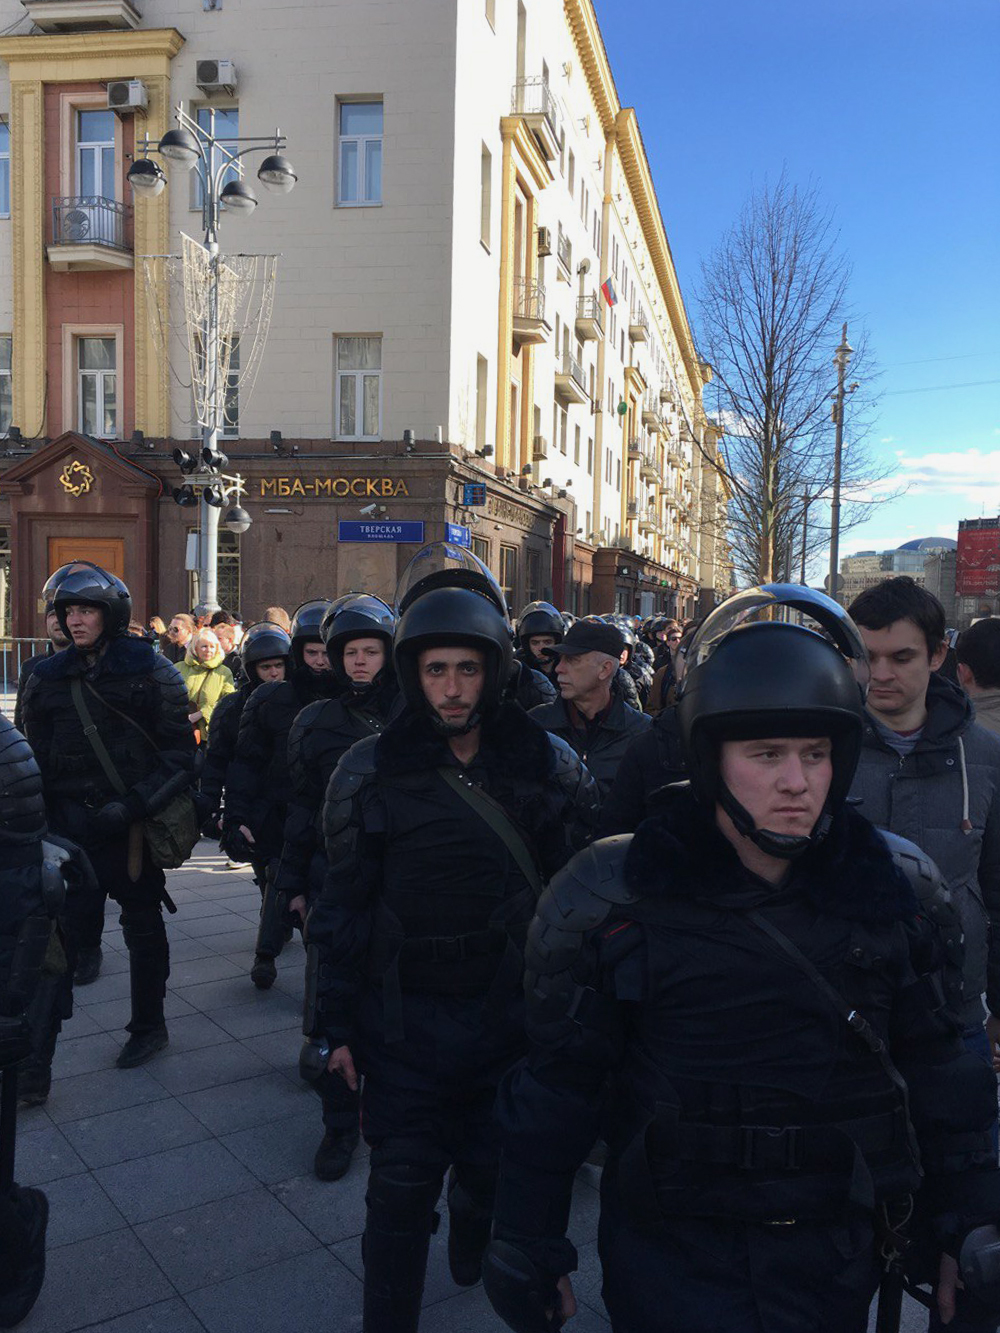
437, 767, 542, 894
70, 676, 128, 798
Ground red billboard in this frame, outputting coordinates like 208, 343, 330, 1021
957, 524, 1000, 597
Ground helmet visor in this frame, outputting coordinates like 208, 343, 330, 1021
687, 584, 870, 698
395, 542, 508, 620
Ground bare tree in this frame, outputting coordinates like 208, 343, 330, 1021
696, 173, 892, 587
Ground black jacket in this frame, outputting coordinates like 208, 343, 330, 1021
22, 638, 196, 848
0, 717, 46, 1022
305, 701, 600, 1051
224, 666, 340, 858
494, 787, 1000, 1278
200, 684, 251, 815
505, 660, 557, 711
528, 689, 651, 797
598, 705, 687, 836
274, 674, 399, 902
13, 649, 53, 733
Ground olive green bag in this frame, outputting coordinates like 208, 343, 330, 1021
69, 676, 200, 870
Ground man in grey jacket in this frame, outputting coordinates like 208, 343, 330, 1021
848, 578, 1000, 1097
957, 617, 1000, 738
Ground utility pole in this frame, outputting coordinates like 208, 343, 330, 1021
800, 488, 810, 585
828, 323, 853, 603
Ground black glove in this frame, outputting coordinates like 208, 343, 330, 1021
222, 824, 254, 863
92, 800, 135, 839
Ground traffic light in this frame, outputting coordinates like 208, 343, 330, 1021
202, 445, 229, 470
172, 448, 198, 474
172, 484, 198, 507
203, 484, 225, 508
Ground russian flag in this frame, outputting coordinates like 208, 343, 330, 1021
601, 277, 617, 307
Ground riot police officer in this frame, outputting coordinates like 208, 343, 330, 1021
12, 566, 72, 735
514, 602, 564, 679
303, 544, 599, 1333
223, 599, 338, 987
485, 585, 1000, 1333
21, 563, 196, 1074
275, 594, 398, 1180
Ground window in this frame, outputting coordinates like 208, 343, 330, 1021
587, 436, 593, 476
473, 536, 491, 566
78, 337, 116, 437
526, 549, 542, 603
567, 150, 575, 197
0, 336, 10, 437
574, 424, 580, 465
616, 458, 621, 491
0, 524, 9, 636
336, 335, 382, 440
77, 109, 115, 200
559, 407, 568, 455
476, 355, 488, 451
195, 106, 239, 209
188, 527, 241, 616
480, 144, 492, 248
0, 122, 8, 217
191, 332, 239, 437
338, 101, 383, 206
499, 544, 518, 607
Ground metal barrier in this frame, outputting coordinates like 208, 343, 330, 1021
0, 638, 51, 722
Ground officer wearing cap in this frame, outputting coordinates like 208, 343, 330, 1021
528, 617, 650, 797
485, 585, 1000, 1333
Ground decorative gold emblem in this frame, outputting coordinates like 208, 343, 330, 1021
58, 459, 95, 498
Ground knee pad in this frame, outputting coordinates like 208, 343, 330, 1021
366, 1161, 443, 1232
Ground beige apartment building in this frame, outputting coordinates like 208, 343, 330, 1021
0, 0, 730, 630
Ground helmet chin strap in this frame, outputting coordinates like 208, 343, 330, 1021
427, 703, 482, 737
717, 782, 832, 860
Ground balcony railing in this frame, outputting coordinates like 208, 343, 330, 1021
556, 225, 572, 274
514, 277, 546, 322
51, 195, 130, 251
575, 293, 604, 335
561, 350, 586, 391
628, 304, 649, 342
511, 76, 562, 159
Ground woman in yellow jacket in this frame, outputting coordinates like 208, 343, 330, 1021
177, 627, 236, 745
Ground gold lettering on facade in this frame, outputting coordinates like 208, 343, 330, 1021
58, 459, 95, 498
256, 477, 410, 500
487, 496, 530, 527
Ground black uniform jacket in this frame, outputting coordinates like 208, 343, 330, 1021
199, 684, 250, 815
597, 704, 687, 836
274, 674, 398, 903
493, 787, 1000, 1276
305, 701, 600, 1053
22, 638, 196, 848
528, 688, 650, 798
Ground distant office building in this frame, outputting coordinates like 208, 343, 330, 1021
956, 517, 1000, 625
840, 536, 957, 604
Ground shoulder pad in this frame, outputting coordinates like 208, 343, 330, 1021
527, 836, 637, 977
151, 654, 188, 695
325, 734, 379, 804
547, 731, 583, 781
876, 829, 949, 911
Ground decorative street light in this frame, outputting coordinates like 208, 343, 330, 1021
129, 107, 298, 615
827, 323, 853, 604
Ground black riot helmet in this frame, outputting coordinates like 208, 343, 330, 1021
321, 594, 396, 690
240, 621, 292, 675
41, 562, 79, 615
393, 543, 512, 735
677, 584, 869, 860
515, 601, 564, 648
289, 598, 333, 671
52, 561, 132, 642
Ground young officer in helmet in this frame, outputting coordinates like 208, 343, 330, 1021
222, 598, 338, 988
484, 586, 1000, 1333
20, 562, 196, 1074
274, 594, 398, 1182
302, 544, 599, 1333
514, 601, 564, 679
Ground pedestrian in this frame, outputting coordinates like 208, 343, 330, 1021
162, 612, 196, 664
223, 599, 338, 987
302, 543, 599, 1332
485, 583, 1000, 1333
275, 594, 398, 1181
262, 605, 292, 634
20, 563, 197, 1081
211, 617, 244, 683
646, 619, 684, 715
956, 618, 1000, 738
528, 617, 650, 798
177, 627, 236, 744
12, 567, 73, 733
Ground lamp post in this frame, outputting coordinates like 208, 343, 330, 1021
128, 108, 297, 615
827, 323, 853, 604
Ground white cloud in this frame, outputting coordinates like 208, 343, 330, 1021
880, 435, 896, 444
882, 448, 1000, 505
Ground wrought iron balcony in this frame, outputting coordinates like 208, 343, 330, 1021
556, 225, 572, 277
48, 196, 133, 272
628, 437, 643, 461
629, 304, 649, 343
512, 278, 551, 346
554, 350, 588, 406
511, 76, 561, 160
642, 392, 662, 432
575, 292, 603, 341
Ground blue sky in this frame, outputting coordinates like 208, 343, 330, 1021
593, 0, 1000, 573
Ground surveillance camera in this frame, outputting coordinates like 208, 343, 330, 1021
359, 502, 379, 516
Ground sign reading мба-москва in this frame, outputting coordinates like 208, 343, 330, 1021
259, 477, 410, 499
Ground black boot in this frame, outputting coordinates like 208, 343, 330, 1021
72, 946, 102, 987
314, 1125, 359, 1181
362, 1161, 442, 1333
0, 1186, 49, 1328
250, 953, 277, 989
116, 1024, 168, 1069
446, 1164, 496, 1287
119, 908, 169, 1068
16, 971, 69, 1108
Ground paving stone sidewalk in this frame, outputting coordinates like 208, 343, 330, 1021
13, 842, 611, 1333
12, 842, 927, 1332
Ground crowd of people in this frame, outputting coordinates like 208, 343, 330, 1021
2, 546, 1000, 1332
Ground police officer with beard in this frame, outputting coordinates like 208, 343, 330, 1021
302, 545, 599, 1333
21, 563, 195, 1077
275, 595, 398, 1181
222, 599, 337, 988
485, 585, 1000, 1333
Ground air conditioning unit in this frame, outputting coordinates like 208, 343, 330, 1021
196, 59, 238, 94
107, 80, 148, 114
532, 435, 549, 460
536, 226, 552, 257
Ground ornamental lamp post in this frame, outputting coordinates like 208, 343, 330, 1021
128, 108, 298, 615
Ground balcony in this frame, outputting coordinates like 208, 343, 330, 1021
48, 196, 133, 272
659, 383, 673, 405
627, 437, 643, 461
554, 350, 588, 406
629, 305, 649, 343
627, 500, 640, 520
640, 448, 660, 483
575, 293, 603, 342
511, 76, 561, 161
22, 0, 140, 30
512, 278, 551, 347
556, 225, 572, 280
639, 507, 657, 534
666, 442, 682, 467
642, 393, 662, 432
